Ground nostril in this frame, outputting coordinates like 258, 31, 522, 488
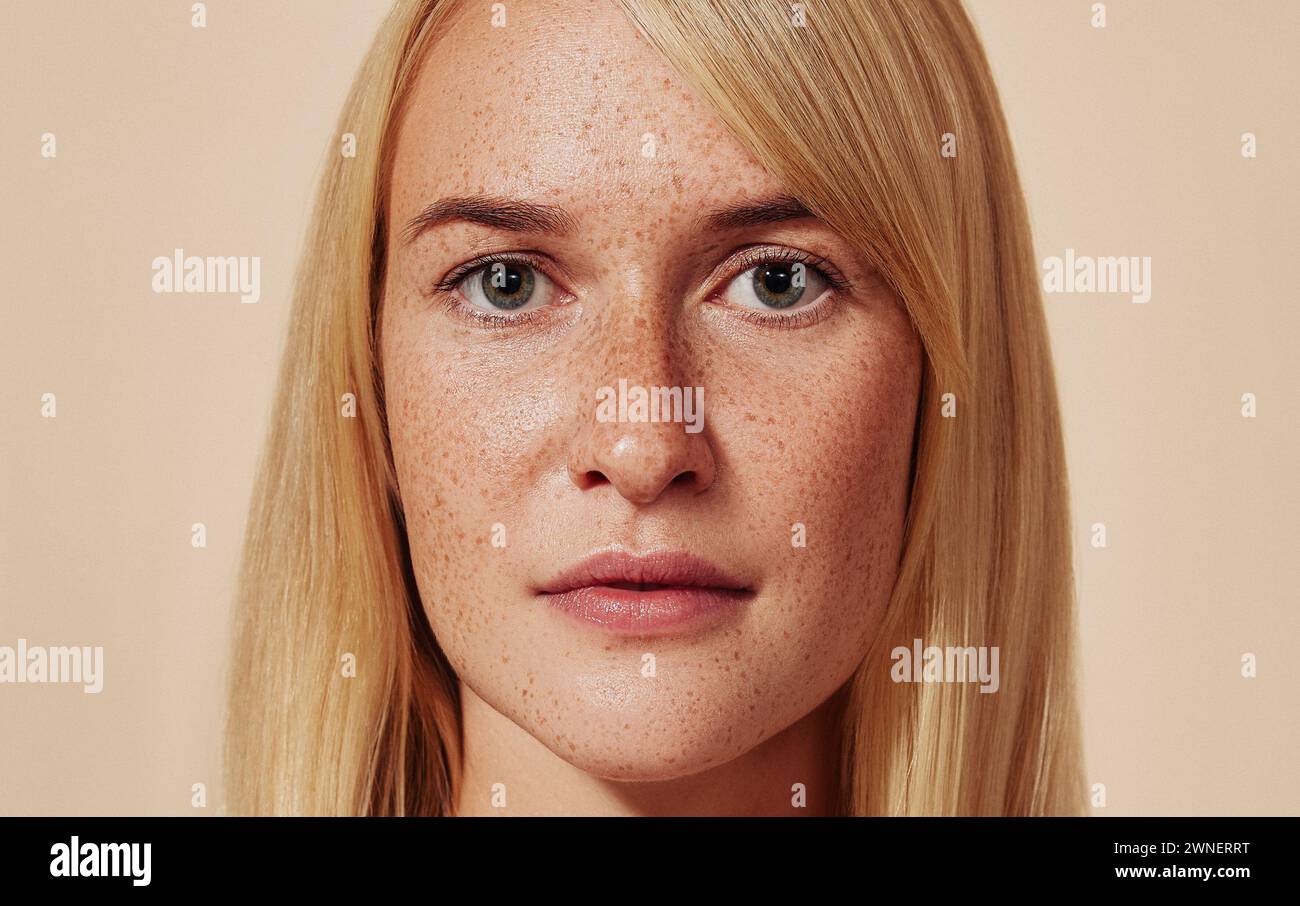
576, 469, 610, 491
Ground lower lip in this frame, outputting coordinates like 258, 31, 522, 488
541, 585, 750, 634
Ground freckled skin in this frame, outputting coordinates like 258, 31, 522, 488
380, 0, 921, 814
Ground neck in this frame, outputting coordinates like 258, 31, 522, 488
452, 682, 845, 817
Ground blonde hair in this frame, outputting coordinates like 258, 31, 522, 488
225, 0, 1085, 816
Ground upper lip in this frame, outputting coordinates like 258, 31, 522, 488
538, 550, 750, 594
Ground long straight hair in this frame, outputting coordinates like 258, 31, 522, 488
225, 0, 1085, 816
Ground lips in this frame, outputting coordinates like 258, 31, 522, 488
538, 550, 752, 634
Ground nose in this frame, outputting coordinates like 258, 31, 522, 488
567, 387, 716, 505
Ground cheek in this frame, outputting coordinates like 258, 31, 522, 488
386, 327, 555, 503
791, 344, 917, 569
381, 302, 540, 637
710, 317, 920, 651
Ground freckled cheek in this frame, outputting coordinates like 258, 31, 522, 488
739, 364, 914, 601
433, 366, 571, 503
384, 334, 571, 594
387, 334, 551, 482
385, 387, 510, 646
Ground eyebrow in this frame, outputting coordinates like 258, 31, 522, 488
699, 194, 816, 230
401, 194, 579, 245
400, 191, 817, 245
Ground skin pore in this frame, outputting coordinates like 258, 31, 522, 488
379, 0, 922, 816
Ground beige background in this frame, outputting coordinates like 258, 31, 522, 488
1, 1, 1296, 816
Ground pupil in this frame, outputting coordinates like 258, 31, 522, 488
763, 265, 793, 294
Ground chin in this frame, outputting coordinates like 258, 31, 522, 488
513, 673, 797, 783
545, 725, 759, 784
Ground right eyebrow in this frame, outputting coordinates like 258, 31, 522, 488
401, 193, 579, 245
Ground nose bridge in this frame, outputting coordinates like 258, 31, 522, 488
575, 261, 689, 420
602, 302, 679, 386
580, 216, 687, 377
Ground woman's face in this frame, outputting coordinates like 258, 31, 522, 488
381, 0, 921, 782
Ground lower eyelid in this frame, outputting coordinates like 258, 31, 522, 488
713, 288, 839, 330
439, 293, 548, 328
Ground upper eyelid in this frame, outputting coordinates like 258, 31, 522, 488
718, 245, 851, 292
434, 251, 561, 294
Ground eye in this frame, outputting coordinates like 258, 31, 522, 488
720, 259, 830, 312
457, 260, 556, 312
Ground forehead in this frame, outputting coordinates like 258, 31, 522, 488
390, 0, 783, 221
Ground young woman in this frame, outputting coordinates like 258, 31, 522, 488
225, 0, 1084, 816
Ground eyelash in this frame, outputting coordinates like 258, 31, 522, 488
714, 246, 850, 330
430, 247, 850, 329
431, 251, 558, 328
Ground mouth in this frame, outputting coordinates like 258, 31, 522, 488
537, 550, 754, 634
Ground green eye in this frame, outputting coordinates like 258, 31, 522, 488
724, 259, 827, 313
478, 262, 536, 310
751, 262, 805, 309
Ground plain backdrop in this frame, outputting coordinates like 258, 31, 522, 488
1, 0, 1296, 816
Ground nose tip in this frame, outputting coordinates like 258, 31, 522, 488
569, 421, 715, 505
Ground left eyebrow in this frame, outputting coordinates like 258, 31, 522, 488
699, 194, 817, 230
